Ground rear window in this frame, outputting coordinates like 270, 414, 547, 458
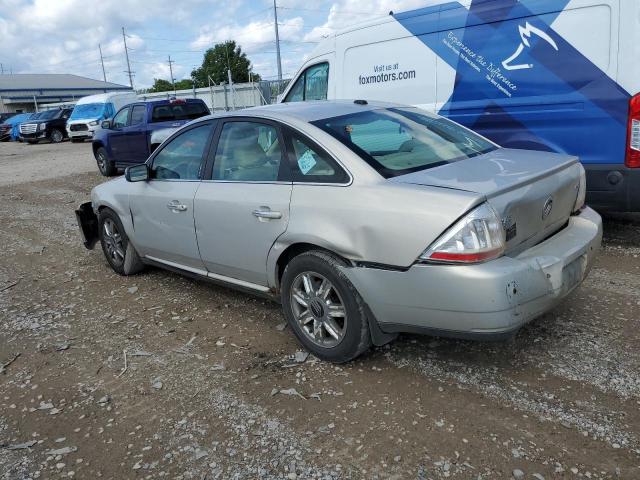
312, 108, 497, 178
150, 102, 209, 123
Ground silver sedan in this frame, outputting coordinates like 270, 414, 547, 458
76, 100, 602, 362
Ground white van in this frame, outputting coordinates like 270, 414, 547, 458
67, 92, 137, 142
280, 0, 640, 212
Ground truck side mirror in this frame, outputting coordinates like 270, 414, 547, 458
101, 120, 111, 129
125, 164, 149, 182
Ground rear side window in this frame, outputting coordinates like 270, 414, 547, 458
151, 102, 209, 123
284, 62, 329, 103
285, 130, 348, 183
130, 105, 146, 125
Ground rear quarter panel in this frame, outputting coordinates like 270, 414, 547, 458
269, 181, 481, 281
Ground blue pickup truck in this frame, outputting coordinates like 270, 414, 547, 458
92, 98, 209, 176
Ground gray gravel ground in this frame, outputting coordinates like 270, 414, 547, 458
1, 140, 639, 479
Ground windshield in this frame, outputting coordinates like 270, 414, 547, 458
70, 103, 108, 120
312, 108, 497, 178
33, 110, 59, 120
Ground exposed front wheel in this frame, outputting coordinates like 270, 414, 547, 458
50, 129, 64, 143
281, 250, 372, 363
98, 209, 144, 276
95, 146, 116, 176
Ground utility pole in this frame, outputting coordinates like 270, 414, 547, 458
122, 27, 134, 89
0, 63, 4, 75
273, 0, 282, 82
168, 55, 176, 94
98, 44, 107, 83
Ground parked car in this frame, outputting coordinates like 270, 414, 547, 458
0, 113, 35, 142
76, 100, 602, 362
92, 98, 209, 176
67, 92, 137, 142
19, 108, 73, 144
280, 1, 640, 212
0, 113, 15, 123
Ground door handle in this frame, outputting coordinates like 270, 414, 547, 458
252, 207, 282, 220
167, 201, 188, 212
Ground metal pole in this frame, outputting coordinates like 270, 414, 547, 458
273, 0, 282, 82
33, 95, 38, 112
168, 55, 176, 94
227, 69, 235, 110
0, 63, 4, 75
208, 76, 214, 112
122, 27, 134, 89
99, 44, 107, 83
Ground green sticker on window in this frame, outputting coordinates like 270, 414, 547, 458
298, 150, 316, 175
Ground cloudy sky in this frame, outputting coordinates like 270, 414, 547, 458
0, 0, 429, 89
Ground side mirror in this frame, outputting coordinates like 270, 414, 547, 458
101, 120, 111, 129
125, 164, 149, 182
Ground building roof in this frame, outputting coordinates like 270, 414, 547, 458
0, 74, 131, 92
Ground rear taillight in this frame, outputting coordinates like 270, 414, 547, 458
419, 203, 506, 264
626, 93, 640, 168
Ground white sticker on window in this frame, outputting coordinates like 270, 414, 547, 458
297, 150, 316, 175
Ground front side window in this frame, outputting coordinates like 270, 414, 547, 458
112, 107, 129, 128
212, 121, 283, 182
284, 62, 329, 103
312, 108, 497, 178
151, 123, 214, 180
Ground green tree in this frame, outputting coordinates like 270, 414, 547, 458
191, 41, 260, 87
174, 79, 194, 90
146, 78, 174, 93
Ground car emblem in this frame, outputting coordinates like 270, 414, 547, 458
542, 196, 554, 219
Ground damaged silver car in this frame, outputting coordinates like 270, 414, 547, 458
76, 100, 602, 362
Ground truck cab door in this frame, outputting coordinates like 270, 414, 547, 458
122, 104, 149, 163
108, 106, 131, 163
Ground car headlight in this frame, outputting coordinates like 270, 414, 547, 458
419, 203, 506, 264
88, 121, 99, 127
38, 123, 47, 131
573, 163, 587, 213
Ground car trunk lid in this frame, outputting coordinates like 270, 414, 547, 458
390, 148, 581, 254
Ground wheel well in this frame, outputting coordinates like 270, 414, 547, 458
92, 142, 104, 156
275, 243, 351, 287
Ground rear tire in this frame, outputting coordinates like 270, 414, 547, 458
95, 146, 116, 176
97, 209, 144, 276
281, 250, 372, 363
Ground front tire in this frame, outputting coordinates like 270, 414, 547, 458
95, 146, 116, 176
50, 128, 64, 143
281, 250, 371, 363
98, 209, 144, 276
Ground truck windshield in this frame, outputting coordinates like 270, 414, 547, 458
70, 103, 108, 120
312, 108, 497, 178
34, 110, 59, 120
150, 102, 209, 123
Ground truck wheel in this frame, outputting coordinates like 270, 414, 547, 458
50, 129, 64, 143
95, 146, 116, 176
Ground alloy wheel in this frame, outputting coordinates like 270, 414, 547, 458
102, 218, 125, 266
290, 271, 347, 348
51, 130, 63, 143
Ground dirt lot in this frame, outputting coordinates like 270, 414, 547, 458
1, 140, 639, 480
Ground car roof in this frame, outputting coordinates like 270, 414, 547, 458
194, 100, 407, 125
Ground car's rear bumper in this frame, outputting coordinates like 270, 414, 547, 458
75, 202, 99, 249
341, 207, 602, 340
585, 164, 640, 212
